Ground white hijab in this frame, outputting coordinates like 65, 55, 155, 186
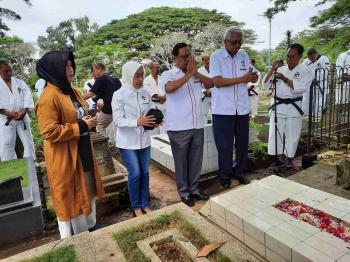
121, 61, 143, 90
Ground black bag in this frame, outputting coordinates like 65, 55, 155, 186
144, 108, 164, 130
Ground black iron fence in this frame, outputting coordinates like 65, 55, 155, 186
307, 65, 350, 152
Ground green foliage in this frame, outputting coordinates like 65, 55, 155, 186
21, 245, 77, 262
74, 43, 130, 85
37, 16, 99, 53
0, 36, 23, 58
0, 159, 29, 187
93, 7, 239, 52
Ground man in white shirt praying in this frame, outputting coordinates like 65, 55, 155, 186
160, 43, 213, 207
210, 27, 258, 188
143, 61, 166, 134
0, 60, 35, 161
263, 43, 314, 168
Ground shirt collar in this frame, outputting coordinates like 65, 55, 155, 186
172, 66, 184, 74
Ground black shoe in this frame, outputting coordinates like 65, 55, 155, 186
181, 196, 195, 207
88, 223, 102, 232
220, 181, 231, 189
234, 175, 250, 185
190, 192, 209, 201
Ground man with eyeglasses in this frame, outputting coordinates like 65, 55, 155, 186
160, 43, 213, 206
210, 27, 258, 188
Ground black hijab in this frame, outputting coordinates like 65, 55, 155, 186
36, 51, 76, 95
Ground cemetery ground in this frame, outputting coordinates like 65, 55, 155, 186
1, 93, 350, 261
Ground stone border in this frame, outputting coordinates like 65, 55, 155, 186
136, 228, 210, 262
5, 203, 264, 262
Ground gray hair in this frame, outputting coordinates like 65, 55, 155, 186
0, 59, 11, 67
224, 27, 243, 40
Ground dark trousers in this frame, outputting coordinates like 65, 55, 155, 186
212, 114, 249, 184
167, 129, 204, 197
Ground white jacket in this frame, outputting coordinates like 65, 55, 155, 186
112, 85, 154, 150
0, 77, 34, 125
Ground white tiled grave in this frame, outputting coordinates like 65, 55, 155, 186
151, 124, 258, 175
199, 175, 350, 262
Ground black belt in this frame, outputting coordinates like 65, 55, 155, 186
4, 119, 27, 130
268, 96, 304, 115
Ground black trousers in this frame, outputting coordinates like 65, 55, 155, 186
212, 114, 249, 184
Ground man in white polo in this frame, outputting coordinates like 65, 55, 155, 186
160, 43, 213, 207
210, 27, 258, 188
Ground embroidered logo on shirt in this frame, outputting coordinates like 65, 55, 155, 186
17, 87, 23, 93
294, 72, 301, 78
241, 60, 246, 66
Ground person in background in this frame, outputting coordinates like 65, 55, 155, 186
302, 47, 330, 115
210, 27, 258, 188
82, 62, 121, 136
0, 59, 36, 161
112, 61, 156, 217
35, 51, 104, 238
263, 44, 314, 169
198, 54, 212, 124
247, 58, 261, 120
161, 43, 213, 207
143, 61, 166, 134
35, 78, 46, 98
336, 40, 350, 68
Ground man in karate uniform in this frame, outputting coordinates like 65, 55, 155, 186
143, 61, 166, 134
263, 44, 313, 168
336, 40, 350, 104
247, 58, 261, 120
198, 55, 212, 124
302, 48, 330, 116
0, 60, 35, 161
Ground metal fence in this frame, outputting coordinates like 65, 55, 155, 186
307, 65, 350, 152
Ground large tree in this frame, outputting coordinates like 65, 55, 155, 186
93, 7, 248, 52
37, 16, 98, 53
0, 0, 32, 36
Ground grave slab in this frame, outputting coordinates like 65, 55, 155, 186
200, 175, 350, 262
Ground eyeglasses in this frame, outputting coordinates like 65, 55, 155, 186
226, 39, 243, 46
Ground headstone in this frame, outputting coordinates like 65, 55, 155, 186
0, 158, 44, 246
90, 132, 116, 176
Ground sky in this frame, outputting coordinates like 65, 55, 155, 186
2, 0, 330, 50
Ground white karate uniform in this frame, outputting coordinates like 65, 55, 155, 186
35, 78, 46, 98
143, 74, 166, 134
263, 64, 313, 158
302, 55, 330, 115
247, 67, 260, 119
83, 78, 96, 110
0, 77, 35, 161
336, 50, 350, 104
198, 66, 211, 124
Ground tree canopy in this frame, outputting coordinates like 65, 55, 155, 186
0, 0, 32, 36
92, 7, 252, 52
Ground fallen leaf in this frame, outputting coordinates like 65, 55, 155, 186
196, 242, 225, 258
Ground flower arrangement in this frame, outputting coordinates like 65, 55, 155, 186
275, 199, 350, 242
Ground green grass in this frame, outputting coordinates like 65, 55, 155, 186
20, 245, 77, 262
113, 211, 232, 262
0, 158, 29, 187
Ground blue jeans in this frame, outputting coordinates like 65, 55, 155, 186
119, 147, 150, 210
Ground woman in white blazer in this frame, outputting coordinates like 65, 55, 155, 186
112, 61, 156, 217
